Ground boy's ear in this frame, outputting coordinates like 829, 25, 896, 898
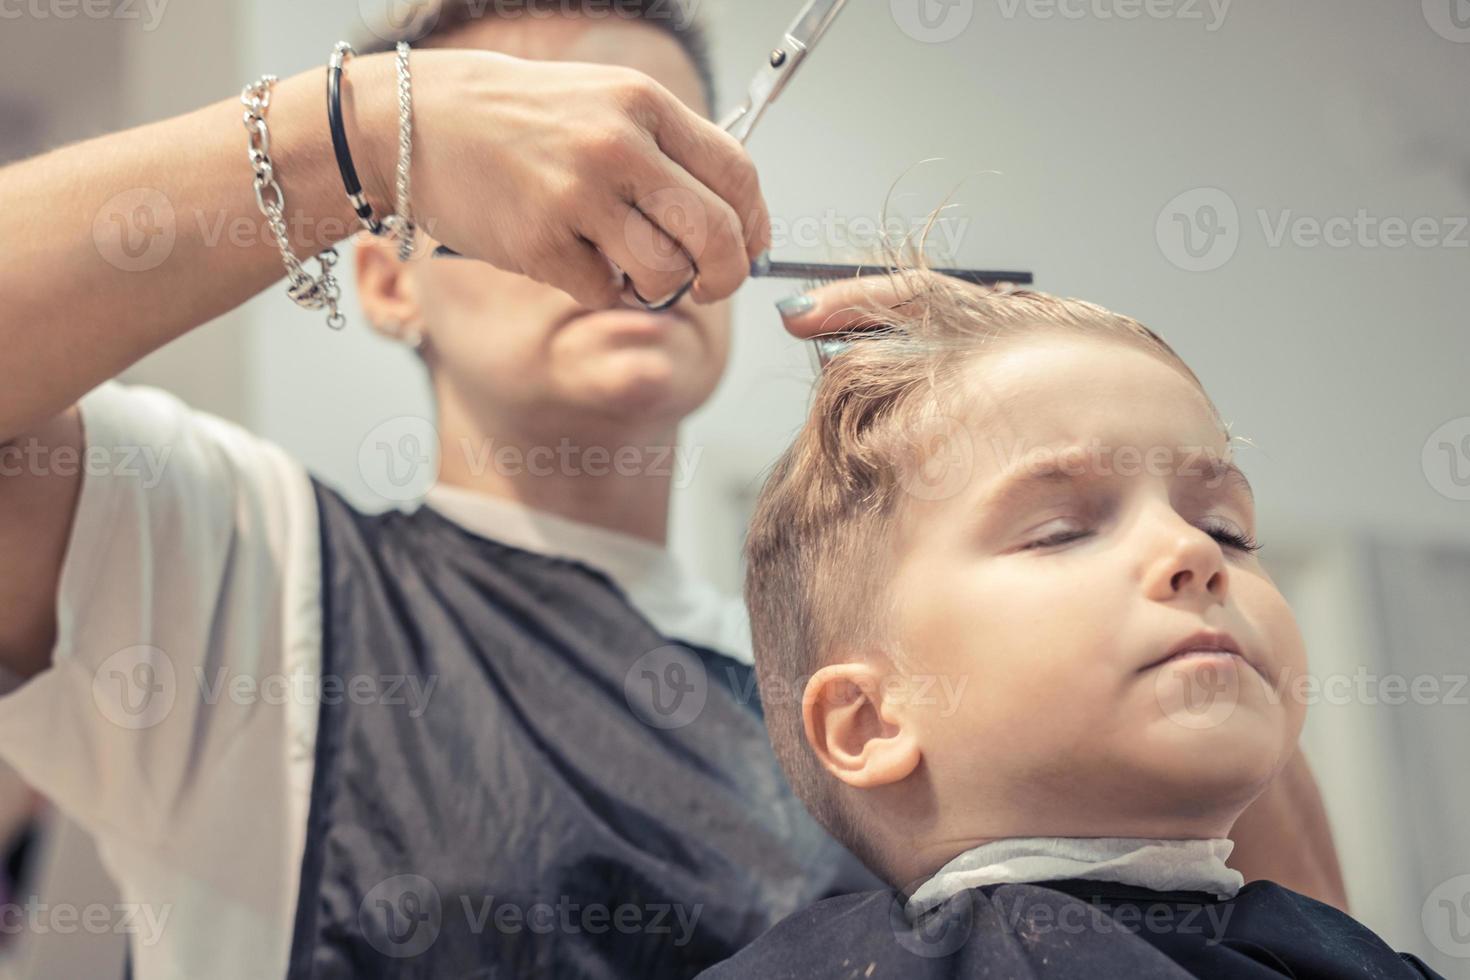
802, 662, 921, 789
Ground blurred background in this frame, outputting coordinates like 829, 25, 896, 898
2, 0, 1467, 976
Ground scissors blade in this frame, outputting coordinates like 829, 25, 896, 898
787, 0, 849, 48
720, 0, 849, 144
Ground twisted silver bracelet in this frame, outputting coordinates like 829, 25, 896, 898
379, 42, 420, 262
242, 75, 347, 330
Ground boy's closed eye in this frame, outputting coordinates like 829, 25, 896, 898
1017, 519, 1261, 554
973, 457, 1259, 557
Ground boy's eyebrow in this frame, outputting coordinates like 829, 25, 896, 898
977, 449, 1255, 511
1199, 456, 1256, 505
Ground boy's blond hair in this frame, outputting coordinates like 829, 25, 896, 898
743, 267, 1223, 879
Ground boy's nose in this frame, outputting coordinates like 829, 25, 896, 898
1142, 518, 1231, 607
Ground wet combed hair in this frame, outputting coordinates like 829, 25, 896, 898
354, 0, 716, 111
742, 260, 1225, 881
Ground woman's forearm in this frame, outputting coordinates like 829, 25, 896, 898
1230, 747, 1349, 910
0, 54, 395, 441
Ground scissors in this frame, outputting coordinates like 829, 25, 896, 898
434, 0, 1035, 326
622, 0, 852, 310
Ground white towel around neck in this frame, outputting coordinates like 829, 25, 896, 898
907, 837, 1244, 917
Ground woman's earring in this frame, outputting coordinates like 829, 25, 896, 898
377, 318, 424, 350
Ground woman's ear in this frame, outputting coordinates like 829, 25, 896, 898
355, 232, 428, 347
802, 662, 921, 789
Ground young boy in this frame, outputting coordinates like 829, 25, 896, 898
703, 275, 1442, 978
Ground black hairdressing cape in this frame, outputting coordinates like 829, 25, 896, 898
280, 481, 879, 978
695, 878, 1444, 979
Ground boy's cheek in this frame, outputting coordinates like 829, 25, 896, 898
1252, 590, 1311, 696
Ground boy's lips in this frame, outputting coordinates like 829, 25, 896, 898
1142, 628, 1264, 679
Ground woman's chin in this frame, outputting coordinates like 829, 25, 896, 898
563, 355, 709, 422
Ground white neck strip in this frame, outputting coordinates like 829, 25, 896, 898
908, 837, 1243, 916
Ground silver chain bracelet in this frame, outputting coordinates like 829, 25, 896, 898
379, 42, 419, 263
241, 75, 347, 330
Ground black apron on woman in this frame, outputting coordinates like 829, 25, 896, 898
283, 481, 876, 978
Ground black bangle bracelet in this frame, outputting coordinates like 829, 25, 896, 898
327, 42, 381, 235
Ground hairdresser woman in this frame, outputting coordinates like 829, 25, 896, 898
0, 3, 1344, 979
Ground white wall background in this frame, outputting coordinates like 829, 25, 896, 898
3, 0, 1468, 975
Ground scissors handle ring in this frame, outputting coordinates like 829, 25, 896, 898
627, 274, 696, 312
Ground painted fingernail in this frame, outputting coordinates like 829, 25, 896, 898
813, 338, 853, 366
750, 250, 772, 277
776, 293, 815, 317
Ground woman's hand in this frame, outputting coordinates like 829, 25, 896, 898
772, 269, 966, 340
398, 50, 771, 309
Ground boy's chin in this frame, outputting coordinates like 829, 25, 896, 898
1128, 719, 1287, 817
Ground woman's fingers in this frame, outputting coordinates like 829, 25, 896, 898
643, 85, 772, 269
537, 236, 627, 312
774, 271, 948, 339
616, 151, 753, 304
595, 201, 696, 305
410, 54, 771, 308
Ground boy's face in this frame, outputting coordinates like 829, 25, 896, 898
887, 334, 1307, 840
